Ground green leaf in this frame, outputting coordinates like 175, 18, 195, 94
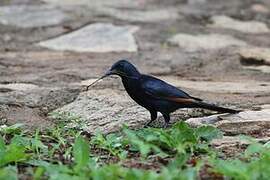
0, 136, 5, 151
211, 159, 248, 179
172, 122, 197, 144
0, 166, 18, 180
195, 126, 222, 142
0, 144, 29, 167
0, 124, 24, 135
73, 136, 90, 169
10, 136, 31, 148
33, 167, 45, 180
244, 143, 267, 158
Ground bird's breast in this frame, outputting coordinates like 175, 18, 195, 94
122, 78, 150, 107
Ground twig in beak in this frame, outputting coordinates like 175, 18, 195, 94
84, 74, 108, 91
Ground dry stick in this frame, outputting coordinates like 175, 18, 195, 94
85, 74, 108, 91
83, 71, 138, 91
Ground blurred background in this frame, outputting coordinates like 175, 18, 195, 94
0, 0, 270, 132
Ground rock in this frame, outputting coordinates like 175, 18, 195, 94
96, 7, 180, 22
0, 96, 22, 107
52, 89, 149, 134
210, 15, 270, 34
42, 0, 141, 8
186, 107, 270, 135
0, 83, 39, 92
251, 4, 269, 14
239, 47, 270, 73
261, 104, 270, 109
0, 86, 80, 129
158, 76, 270, 94
0, 87, 79, 112
38, 23, 138, 52
167, 33, 247, 52
0, 106, 52, 130
239, 47, 270, 65
0, 5, 68, 28
186, 114, 224, 127
188, 0, 206, 5
211, 136, 270, 147
244, 66, 270, 73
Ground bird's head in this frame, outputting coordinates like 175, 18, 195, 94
85, 60, 140, 90
105, 60, 140, 79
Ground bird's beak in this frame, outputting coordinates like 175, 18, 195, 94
105, 69, 120, 76
84, 71, 111, 91
105, 70, 113, 76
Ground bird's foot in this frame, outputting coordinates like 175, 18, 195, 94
163, 122, 170, 128
144, 121, 153, 128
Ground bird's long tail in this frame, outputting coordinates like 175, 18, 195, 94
193, 101, 240, 114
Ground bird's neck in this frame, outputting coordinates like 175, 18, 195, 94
120, 68, 141, 91
121, 75, 140, 91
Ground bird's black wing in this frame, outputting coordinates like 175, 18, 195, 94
140, 75, 202, 103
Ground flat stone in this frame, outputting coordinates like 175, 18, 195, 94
211, 136, 270, 147
210, 15, 270, 34
167, 33, 247, 52
0, 87, 79, 112
52, 89, 149, 134
188, 0, 206, 5
0, 5, 68, 28
96, 7, 180, 22
0, 106, 52, 130
186, 114, 223, 127
186, 106, 270, 135
244, 66, 270, 73
42, 0, 141, 8
158, 77, 270, 94
239, 47, 270, 65
0, 83, 39, 91
38, 23, 138, 52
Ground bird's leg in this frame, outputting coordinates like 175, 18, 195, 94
162, 113, 170, 128
145, 111, 157, 127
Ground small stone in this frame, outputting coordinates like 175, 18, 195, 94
0, 5, 68, 28
158, 77, 270, 94
42, 0, 141, 8
251, 4, 269, 14
38, 23, 138, 52
244, 66, 270, 73
96, 7, 180, 22
186, 114, 223, 127
3, 34, 11, 42
167, 33, 247, 52
188, 0, 206, 5
239, 47, 270, 65
0, 83, 39, 91
186, 106, 270, 135
210, 15, 270, 34
211, 136, 270, 147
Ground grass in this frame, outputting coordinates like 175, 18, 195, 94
0, 113, 270, 180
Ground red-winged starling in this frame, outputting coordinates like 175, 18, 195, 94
102, 59, 239, 127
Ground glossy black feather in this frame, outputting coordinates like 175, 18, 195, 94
140, 75, 200, 101
106, 60, 239, 127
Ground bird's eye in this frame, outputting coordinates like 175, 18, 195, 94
118, 64, 124, 69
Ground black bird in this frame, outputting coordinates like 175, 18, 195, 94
89, 60, 239, 127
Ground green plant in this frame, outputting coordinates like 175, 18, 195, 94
91, 132, 128, 159
0, 121, 269, 180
